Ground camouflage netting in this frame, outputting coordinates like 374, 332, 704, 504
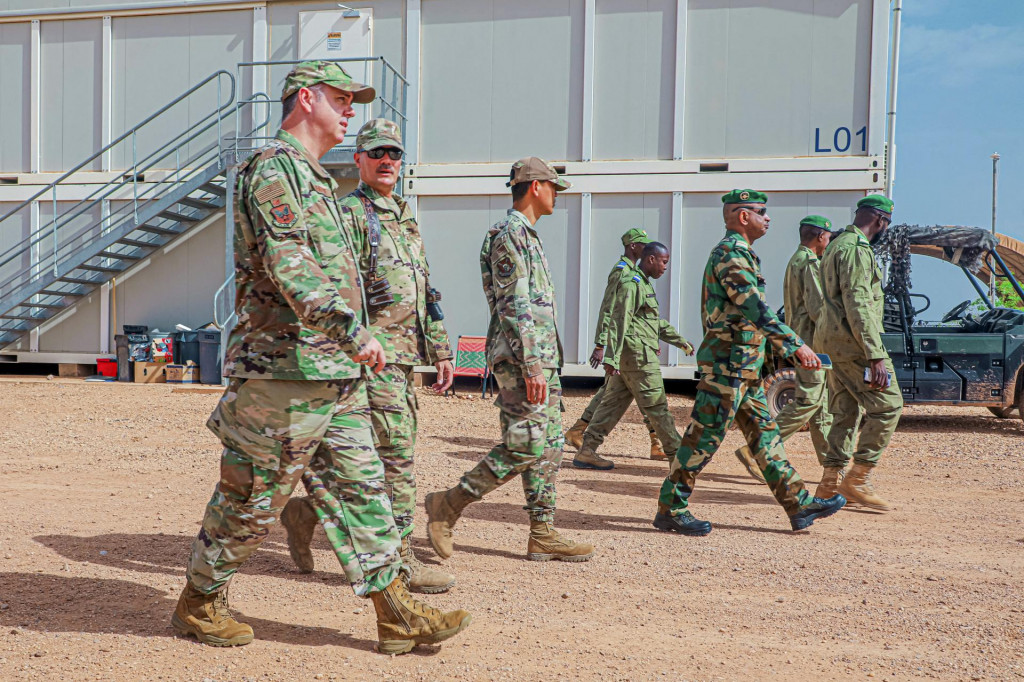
874, 224, 997, 296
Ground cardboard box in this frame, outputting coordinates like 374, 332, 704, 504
134, 362, 167, 384
165, 363, 199, 384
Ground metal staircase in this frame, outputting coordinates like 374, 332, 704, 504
0, 71, 238, 349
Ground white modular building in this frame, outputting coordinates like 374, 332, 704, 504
0, 0, 895, 377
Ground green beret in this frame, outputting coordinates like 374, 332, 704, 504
799, 215, 832, 231
722, 189, 767, 205
281, 60, 375, 104
621, 228, 652, 246
857, 194, 894, 215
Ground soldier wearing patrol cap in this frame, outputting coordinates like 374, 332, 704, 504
282, 117, 458, 595
734, 215, 835, 482
654, 190, 846, 536
816, 194, 903, 511
564, 227, 669, 460
172, 61, 470, 655
424, 157, 595, 563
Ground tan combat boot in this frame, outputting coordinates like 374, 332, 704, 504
649, 431, 668, 460
281, 496, 318, 573
564, 418, 588, 450
572, 445, 614, 471
171, 584, 254, 647
838, 463, 893, 512
814, 466, 845, 500
424, 486, 476, 560
400, 535, 456, 594
733, 446, 766, 483
369, 576, 471, 655
526, 520, 594, 562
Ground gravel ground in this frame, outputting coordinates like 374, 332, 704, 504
0, 377, 1021, 681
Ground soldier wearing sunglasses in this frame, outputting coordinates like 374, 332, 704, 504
282, 118, 458, 595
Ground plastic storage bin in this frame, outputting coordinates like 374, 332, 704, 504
197, 330, 222, 384
96, 358, 117, 377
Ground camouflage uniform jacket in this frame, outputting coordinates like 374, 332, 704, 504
695, 231, 803, 379
340, 182, 453, 365
224, 129, 372, 380
782, 245, 825, 346
604, 268, 692, 370
817, 224, 888, 362
480, 209, 563, 377
594, 256, 637, 347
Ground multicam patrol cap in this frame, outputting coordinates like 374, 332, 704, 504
356, 118, 403, 152
721, 189, 768, 204
281, 60, 375, 104
621, 228, 652, 246
857, 194, 894, 216
799, 215, 832, 231
506, 157, 571, 191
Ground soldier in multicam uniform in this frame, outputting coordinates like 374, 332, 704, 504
564, 228, 669, 460
653, 190, 847, 536
171, 61, 469, 655
424, 157, 594, 562
734, 215, 836, 482
573, 241, 694, 470
281, 118, 457, 594
816, 194, 903, 510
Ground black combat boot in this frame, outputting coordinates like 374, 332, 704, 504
789, 494, 846, 530
652, 511, 712, 536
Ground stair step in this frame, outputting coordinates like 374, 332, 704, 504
39, 288, 85, 297
136, 224, 183, 236
200, 181, 227, 196
178, 196, 219, 211
58, 275, 100, 285
23, 302, 66, 309
98, 250, 143, 260
4, 313, 53, 321
117, 236, 166, 249
158, 209, 200, 222
78, 263, 127, 274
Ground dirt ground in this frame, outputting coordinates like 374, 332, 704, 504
0, 377, 1021, 681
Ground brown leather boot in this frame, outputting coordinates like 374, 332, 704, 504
564, 418, 587, 450
400, 535, 455, 594
838, 463, 893, 512
424, 486, 475, 560
733, 446, 766, 483
369, 576, 471, 655
171, 584, 254, 647
572, 445, 614, 470
526, 520, 594, 562
281, 496, 318, 573
814, 466, 845, 499
649, 431, 668, 460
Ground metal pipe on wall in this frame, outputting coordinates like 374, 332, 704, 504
883, 0, 902, 198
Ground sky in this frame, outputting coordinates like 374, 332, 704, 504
894, 0, 1024, 310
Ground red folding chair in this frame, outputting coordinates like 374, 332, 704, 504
447, 335, 494, 398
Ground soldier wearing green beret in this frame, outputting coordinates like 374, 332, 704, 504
564, 227, 668, 461
281, 118, 457, 595
734, 215, 835, 481
654, 190, 846, 536
172, 61, 470, 655
816, 194, 903, 510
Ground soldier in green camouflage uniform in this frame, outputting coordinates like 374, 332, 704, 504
564, 228, 666, 459
816, 195, 903, 511
734, 215, 835, 481
653, 190, 846, 536
573, 241, 694, 470
425, 157, 594, 563
173, 62, 469, 655
282, 119, 457, 594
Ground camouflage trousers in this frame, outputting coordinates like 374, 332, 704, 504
739, 367, 832, 466
659, 373, 812, 516
581, 355, 682, 454
367, 364, 418, 538
186, 377, 401, 598
579, 377, 654, 432
458, 363, 563, 522
824, 358, 903, 469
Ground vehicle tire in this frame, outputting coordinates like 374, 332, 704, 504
763, 368, 798, 422
987, 405, 1015, 419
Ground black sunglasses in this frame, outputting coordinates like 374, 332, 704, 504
732, 205, 767, 216
363, 147, 403, 161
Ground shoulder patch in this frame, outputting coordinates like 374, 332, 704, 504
268, 198, 297, 227
254, 179, 287, 205
496, 255, 517, 279
632, 274, 642, 283
615, 261, 628, 270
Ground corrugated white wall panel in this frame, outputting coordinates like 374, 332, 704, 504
0, 23, 31, 173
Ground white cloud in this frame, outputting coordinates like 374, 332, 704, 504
901, 24, 1024, 87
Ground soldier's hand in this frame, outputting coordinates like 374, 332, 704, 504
432, 359, 455, 393
682, 342, 694, 356
603, 363, 620, 376
525, 372, 548, 405
793, 345, 821, 370
353, 337, 387, 373
868, 358, 890, 390
589, 346, 605, 369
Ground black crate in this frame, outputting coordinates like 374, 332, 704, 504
197, 331, 222, 385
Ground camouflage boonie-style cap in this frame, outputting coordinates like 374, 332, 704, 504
621, 228, 652, 246
356, 118, 404, 152
281, 60, 375, 104
507, 157, 571, 191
